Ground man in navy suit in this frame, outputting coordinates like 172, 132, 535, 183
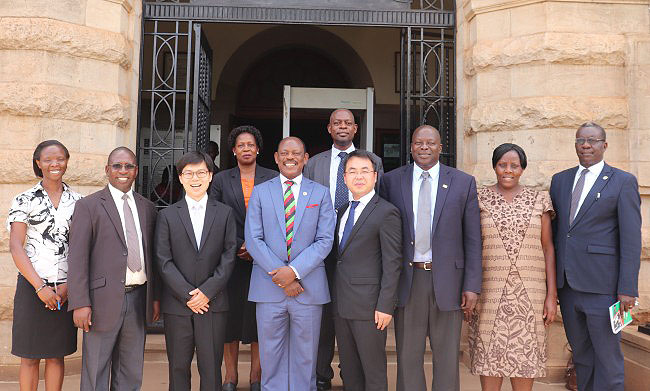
550, 122, 641, 391
245, 136, 336, 391
379, 125, 482, 391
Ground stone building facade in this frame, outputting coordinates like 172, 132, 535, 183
0, 0, 648, 384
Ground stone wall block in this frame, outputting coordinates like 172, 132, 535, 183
468, 96, 628, 134
465, 32, 626, 75
0, 0, 87, 24
0, 151, 107, 186
0, 17, 131, 69
0, 82, 130, 128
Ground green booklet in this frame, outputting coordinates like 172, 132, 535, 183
609, 301, 633, 334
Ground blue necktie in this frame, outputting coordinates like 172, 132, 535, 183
339, 201, 359, 251
334, 151, 349, 210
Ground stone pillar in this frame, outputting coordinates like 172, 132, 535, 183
457, 0, 650, 383
0, 0, 141, 377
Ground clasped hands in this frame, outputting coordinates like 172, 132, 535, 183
187, 288, 209, 314
269, 266, 303, 297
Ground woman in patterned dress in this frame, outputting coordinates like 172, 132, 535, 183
468, 143, 557, 391
7, 140, 82, 391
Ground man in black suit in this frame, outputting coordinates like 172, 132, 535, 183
333, 150, 402, 391
379, 125, 482, 391
303, 108, 384, 390
155, 151, 237, 391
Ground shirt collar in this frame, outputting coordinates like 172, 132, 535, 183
578, 160, 605, 176
352, 189, 375, 206
35, 181, 72, 195
108, 183, 133, 202
413, 161, 440, 180
185, 194, 208, 209
332, 144, 355, 156
280, 173, 303, 186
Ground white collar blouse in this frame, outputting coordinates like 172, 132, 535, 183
6, 181, 82, 283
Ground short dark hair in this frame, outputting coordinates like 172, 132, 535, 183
344, 149, 377, 172
228, 125, 264, 151
277, 136, 306, 153
107, 147, 136, 164
176, 151, 215, 174
578, 121, 606, 140
491, 143, 528, 170
204, 141, 219, 156
33, 140, 70, 178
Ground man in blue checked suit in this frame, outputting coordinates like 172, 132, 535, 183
245, 136, 336, 391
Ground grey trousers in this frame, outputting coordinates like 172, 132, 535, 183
80, 286, 146, 391
395, 268, 462, 391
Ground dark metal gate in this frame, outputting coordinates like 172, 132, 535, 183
137, 20, 212, 206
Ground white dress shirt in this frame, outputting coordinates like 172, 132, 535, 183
186, 194, 208, 250
280, 173, 303, 279
571, 160, 605, 214
107, 184, 146, 286
412, 162, 440, 262
328, 144, 355, 206
338, 190, 375, 244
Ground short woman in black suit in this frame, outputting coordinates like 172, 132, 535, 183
7, 140, 81, 391
210, 126, 278, 391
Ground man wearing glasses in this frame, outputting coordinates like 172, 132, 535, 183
550, 122, 641, 390
68, 147, 160, 390
332, 150, 401, 391
155, 151, 237, 391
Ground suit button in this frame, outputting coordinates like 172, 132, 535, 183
411, 241, 414, 245
123, 251, 127, 256
409, 262, 413, 266
567, 234, 571, 238
120, 279, 125, 283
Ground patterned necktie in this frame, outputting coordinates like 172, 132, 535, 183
415, 171, 432, 254
334, 151, 349, 210
570, 168, 588, 224
284, 180, 296, 260
339, 201, 359, 252
122, 194, 142, 272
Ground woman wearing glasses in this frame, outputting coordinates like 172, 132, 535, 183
468, 143, 557, 391
209, 126, 278, 391
7, 140, 82, 391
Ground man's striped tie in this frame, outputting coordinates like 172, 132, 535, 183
284, 180, 296, 260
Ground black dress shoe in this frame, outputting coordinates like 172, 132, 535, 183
316, 379, 332, 391
250, 382, 261, 391
222, 383, 237, 391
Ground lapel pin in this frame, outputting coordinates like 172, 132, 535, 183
602, 176, 608, 180
596, 192, 600, 199
303, 192, 307, 196
442, 184, 448, 189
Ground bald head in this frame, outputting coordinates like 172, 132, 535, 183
107, 147, 136, 165
277, 136, 306, 154
411, 125, 443, 170
412, 125, 441, 141
328, 109, 358, 149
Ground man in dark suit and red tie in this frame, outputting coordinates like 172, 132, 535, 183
333, 149, 402, 391
155, 151, 237, 391
550, 122, 641, 391
68, 147, 160, 390
379, 125, 482, 391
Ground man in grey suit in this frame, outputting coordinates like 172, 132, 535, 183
68, 147, 160, 390
245, 136, 336, 391
379, 125, 482, 391
333, 150, 402, 391
550, 122, 641, 390
303, 108, 383, 390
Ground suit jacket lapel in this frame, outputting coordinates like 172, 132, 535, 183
335, 203, 348, 252
562, 167, 579, 226
133, 193, 148, 256
228, 168, 246, 217
100, 187, 126, 247
431, 164, 451, 236
269, 177, 287, 232
293, 179, 313, 234
570, 163, 613, 229
400, 164, 415, 239
177, 199, 199, 251
341, 194, 378, 255
318, 151, 331, 187
199, 199, 218, 251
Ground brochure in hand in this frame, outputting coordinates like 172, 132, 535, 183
609, 301, 633, 334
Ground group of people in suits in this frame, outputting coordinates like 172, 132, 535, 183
6, 108, 641, 391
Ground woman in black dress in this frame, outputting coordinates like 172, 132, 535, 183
210, 126, 278, 391
7, 140, 81, 391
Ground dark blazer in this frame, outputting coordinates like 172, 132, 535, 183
154, 197, 237, 315
379, 163, 482, 311
304, 148, 384, 194
550, 163, 641, 297
333, 194, 402, 320
67, 187, 159, 332
209, 165, 278, 248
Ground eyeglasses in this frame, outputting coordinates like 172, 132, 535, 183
110, 163, 136, 171
181, 170, 209, 179
345, 169, 375, 176
575, 138, 605, 145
